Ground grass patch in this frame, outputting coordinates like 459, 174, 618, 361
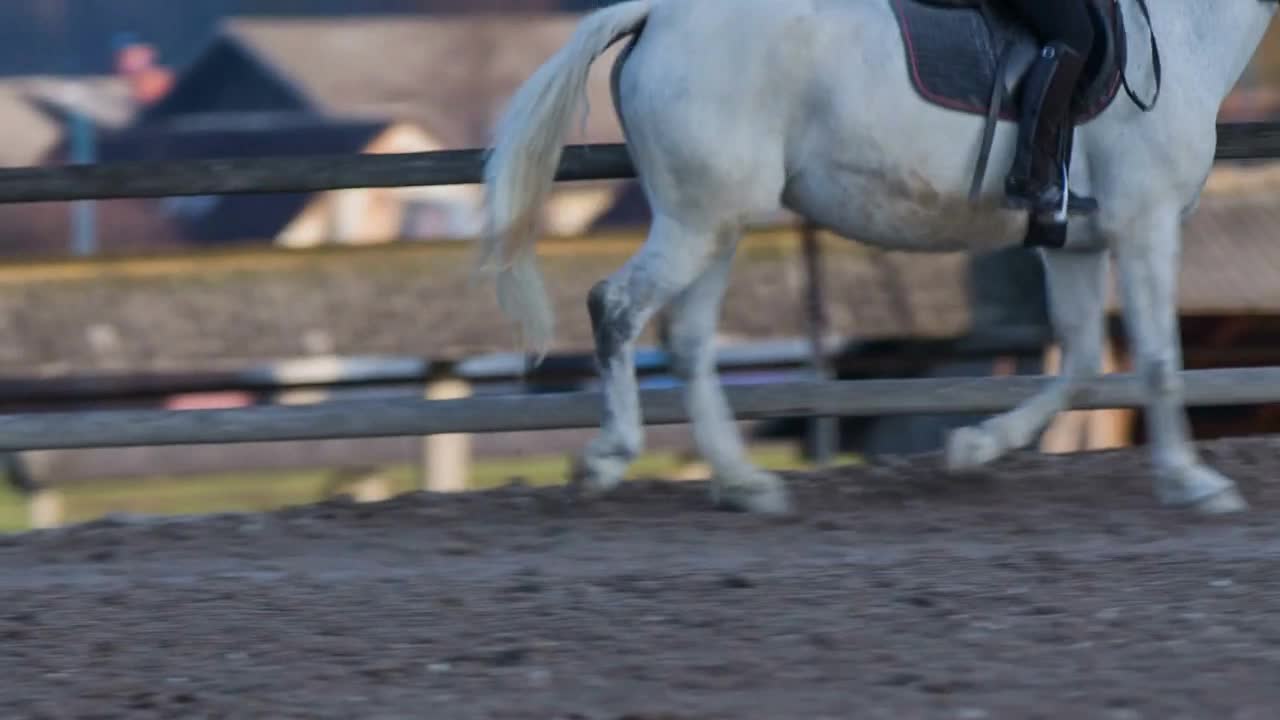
0, 444, 861, 533
0, 482, 28, 532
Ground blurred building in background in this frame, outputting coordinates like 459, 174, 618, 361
0, 2, 1276, 257
0, 6, 646, 257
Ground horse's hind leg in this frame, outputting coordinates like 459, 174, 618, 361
569, 214, 728, 499
946, 247, 1107, 472
665, 227, 790, 514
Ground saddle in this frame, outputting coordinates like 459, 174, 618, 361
891, 0, 1128, 249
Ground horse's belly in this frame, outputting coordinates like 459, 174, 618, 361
782, 163, 1026, 253
772, 0, 1037, 252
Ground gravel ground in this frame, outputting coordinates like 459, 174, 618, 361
2, 436, 1279, 719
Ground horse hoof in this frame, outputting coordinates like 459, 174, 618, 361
566, 453, 626, 502
712, 472, 792, 515
1189, 487, 1249, 516
1156, 463, 1246, 515
944, 425, 1003, 475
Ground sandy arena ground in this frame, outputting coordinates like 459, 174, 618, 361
2, 436, 1279, 719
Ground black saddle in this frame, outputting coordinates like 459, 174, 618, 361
890, 0, 1128, 247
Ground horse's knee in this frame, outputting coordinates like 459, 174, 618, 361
587, 279, 637, 365
1058, 333, 1103, 376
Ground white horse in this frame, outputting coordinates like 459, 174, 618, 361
480, 0, 1277, 515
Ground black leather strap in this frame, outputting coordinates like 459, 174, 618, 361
1121, 0, 1160, 111
970, 41, 1017, 204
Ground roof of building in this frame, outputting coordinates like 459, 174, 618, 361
214, 14, 625, 148
0, 82, 59, 167
0, 75, 133, 168
88, 114, 391, 246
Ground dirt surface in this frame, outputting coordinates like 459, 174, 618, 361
3, 436, 1280, 719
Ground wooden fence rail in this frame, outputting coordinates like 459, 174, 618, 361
0, 122, 1276, 204
0, 367, 1277, 452
0, 122, 1274, 463
0, 328, 1050, 409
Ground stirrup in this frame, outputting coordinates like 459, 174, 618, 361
1003, 160, 1098, 218
1002, 188, 1099, 216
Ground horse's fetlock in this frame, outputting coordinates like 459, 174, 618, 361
587, 280, 612, 332
1140, 355, 1182, 395
587, 280, 634, 365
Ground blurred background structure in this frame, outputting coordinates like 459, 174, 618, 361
0, 2, 1278, 530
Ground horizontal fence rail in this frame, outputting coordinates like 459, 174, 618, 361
0, 144, 631, 204
0, 367, 1276, 452
0, 122, 1275, 204
0, 328, 1052, 408
0, 123, 1274, 458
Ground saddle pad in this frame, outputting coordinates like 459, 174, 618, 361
894, 0, 1013, 118
891, 0, 1125, 123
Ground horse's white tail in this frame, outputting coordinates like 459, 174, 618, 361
478, 0, 651, 361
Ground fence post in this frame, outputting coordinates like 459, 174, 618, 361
1039, 339, 1134, 453
1085, 339, 1136, 449
419, 373, 473, 492
28, 489, 65, 529
69, 106, 98, 256
1, 451, 62, 529
800, 220, 838, 466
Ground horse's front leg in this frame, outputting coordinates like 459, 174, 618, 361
1111, 208, 1247, 513
945, 246, 1107, 472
